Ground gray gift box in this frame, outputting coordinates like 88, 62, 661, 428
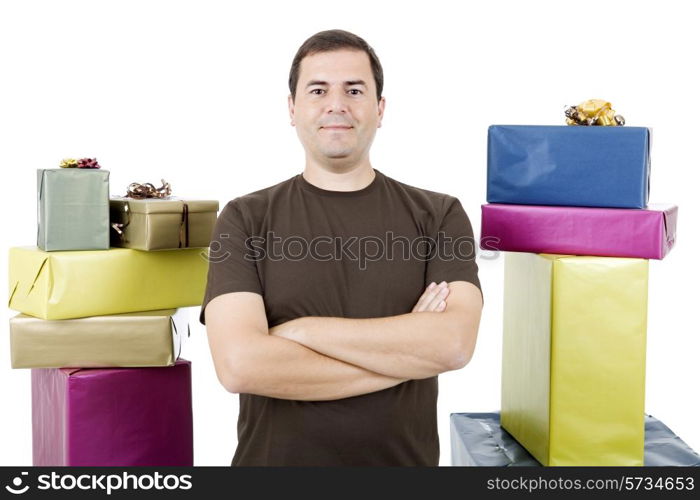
37, 168, 110, 251
450, 412, 700, 467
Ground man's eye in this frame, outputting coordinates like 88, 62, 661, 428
310, 89, 325, 95
348, 89, 363, 95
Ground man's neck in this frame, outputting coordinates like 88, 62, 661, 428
301, 161, 376, 192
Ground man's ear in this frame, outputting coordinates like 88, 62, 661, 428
377, 96, 386, 129
288, 94, 295, 126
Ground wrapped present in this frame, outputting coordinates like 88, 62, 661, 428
501, 252, 648, 466
487, 125, 651, 208
110, 197, 219, 250
8, 246, 208, 320
37, 168, 110, 251
481, 203, 677, 260
450, 413, 700, 466
32, 359, 193, 466
10, 308, 188, 368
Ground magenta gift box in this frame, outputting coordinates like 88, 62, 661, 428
480, 203, 677, 259
32, 359, 193, 466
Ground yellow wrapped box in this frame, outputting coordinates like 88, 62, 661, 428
8, 246, 208, 320
10, 309, 187, 368
501, 252, 648, 466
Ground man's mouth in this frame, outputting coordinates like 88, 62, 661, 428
321, 125, 353, 130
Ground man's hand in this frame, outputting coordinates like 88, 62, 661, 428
412, 281, 451, 313
206, 291, 407, 401
270, 281, 452, 339
268, 280, 482, 379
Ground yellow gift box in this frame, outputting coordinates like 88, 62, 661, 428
501, 252, 648, 466
10, 309, 186, 368
8, 246, 208, 320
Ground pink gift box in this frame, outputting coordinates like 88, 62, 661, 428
32, 359, 193, 466
480, 203, 677, 259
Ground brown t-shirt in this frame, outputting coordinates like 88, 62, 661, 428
199, 168, 482, 466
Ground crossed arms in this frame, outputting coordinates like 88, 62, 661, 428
205, 280, 483, 401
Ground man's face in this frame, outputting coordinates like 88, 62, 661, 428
288, 49, 385, 167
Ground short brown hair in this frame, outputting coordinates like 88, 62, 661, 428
288, 29, 384, 102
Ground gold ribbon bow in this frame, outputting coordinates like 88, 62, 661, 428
60, 158, 79, 168
565, 99, 625, 126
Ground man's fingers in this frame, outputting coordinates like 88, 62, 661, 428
412, 281, 449, 312
411, 282, 435, 312
425, 284, 450, 311
412, 282, 438, 312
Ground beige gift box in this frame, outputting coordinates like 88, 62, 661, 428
110, 197, 219, 250
9, 308, 188, 368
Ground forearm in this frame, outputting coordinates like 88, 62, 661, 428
274, 311, 471, 380
226, 333, 407, 401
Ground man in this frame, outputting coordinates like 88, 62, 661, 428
200, 29, 483, 466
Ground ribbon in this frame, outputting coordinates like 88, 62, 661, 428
60, 159, 79, 168
565, 99, 625, 126
169, 316, 189, 362
112, 182, 191, 248
59, 158, 101, 168
179, 202, 190, 248
170, 311, 192, 363
111, 203, 130, 237
125, 179, 172, 199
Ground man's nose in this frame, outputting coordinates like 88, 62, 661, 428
325, 87, 349, 113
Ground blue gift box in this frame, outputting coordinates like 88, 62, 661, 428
487, 125, 651, 208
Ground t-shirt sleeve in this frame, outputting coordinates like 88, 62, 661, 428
199, 199, 264, 325
425, 196, 483, 303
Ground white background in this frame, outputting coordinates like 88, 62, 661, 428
1, 0, 698, 466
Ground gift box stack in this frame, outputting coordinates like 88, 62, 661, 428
451, 103, 693, 466
7, 159, 219, 466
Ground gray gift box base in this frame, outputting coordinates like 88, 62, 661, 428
450, 412, 700, 467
